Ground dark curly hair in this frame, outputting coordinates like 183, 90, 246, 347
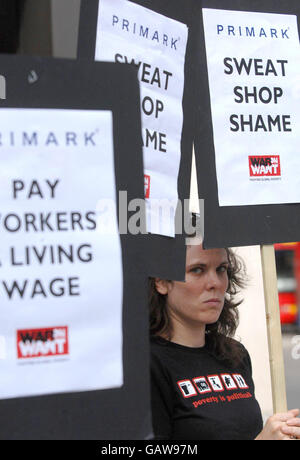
149, 247, 248, 366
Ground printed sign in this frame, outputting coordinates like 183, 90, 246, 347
202, 9, 300, 207
0, 108, 123, 400
95, 0, 188, 236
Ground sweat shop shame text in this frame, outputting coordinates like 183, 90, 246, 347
115, 53, 173, 154
224, 57, 292, 133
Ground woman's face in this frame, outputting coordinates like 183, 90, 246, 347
156, 245, 229, 328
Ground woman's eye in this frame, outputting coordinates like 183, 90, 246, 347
191, 267, 203, 274
218, 266, 228, 273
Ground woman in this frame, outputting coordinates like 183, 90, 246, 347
149, 243, 300, 440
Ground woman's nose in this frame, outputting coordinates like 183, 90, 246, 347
205, 271, 221, 289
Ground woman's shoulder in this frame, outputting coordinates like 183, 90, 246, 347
206, 334, 253, 372
150, 335, 172, 357
226, 337, 252, 371
150, 335, 190, 370
227, 337, 249, 352
150, 336, 176, 381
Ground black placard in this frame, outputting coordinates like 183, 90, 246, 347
78, 0, 201, 280
0, 55, 152, 440
195, 0, 300, 249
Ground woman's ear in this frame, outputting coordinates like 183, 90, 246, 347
155, 278, 169, 295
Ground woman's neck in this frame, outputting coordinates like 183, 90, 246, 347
168, 319, 206, 348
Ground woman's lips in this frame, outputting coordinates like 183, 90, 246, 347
202, 298, 223, 309
204, 298, 222, 303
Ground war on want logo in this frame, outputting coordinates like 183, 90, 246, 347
17, 326, 69, 359
249, 155, 281, 178
144, 174, 151, 199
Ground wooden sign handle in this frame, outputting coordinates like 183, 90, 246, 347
260, 245, 288, 414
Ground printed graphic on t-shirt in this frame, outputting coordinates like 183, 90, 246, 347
207, 375, 224, 392
192, 377, 212, 395
177, 372, 251, 406
221, 374, 238, 391
233, 374, 249, 389
177, 379, 197, 398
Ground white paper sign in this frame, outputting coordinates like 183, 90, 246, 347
95, 0, 188, 236
202, 9, 300, 207
0, 109, 123, 400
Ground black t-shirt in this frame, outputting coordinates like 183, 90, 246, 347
150, 336, 264, 441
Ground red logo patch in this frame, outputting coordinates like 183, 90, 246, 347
17, 326, 69, 359
249, 155, 281, 177
144, 174, 151, 199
